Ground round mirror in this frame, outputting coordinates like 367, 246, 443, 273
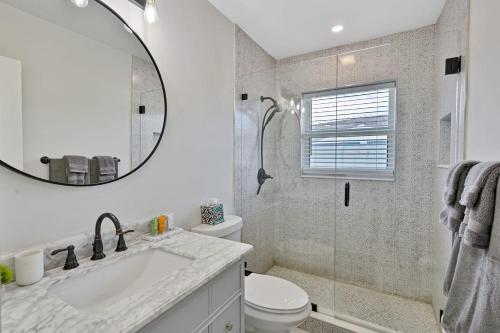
0, 0, 166, 185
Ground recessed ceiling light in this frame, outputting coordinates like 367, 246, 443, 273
332, 25, 344, 33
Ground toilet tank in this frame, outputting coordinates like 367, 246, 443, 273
191, 215, 243, 242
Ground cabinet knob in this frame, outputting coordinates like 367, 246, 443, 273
225, 322, 233, 331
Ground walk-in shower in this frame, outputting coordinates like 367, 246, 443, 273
235, 0, 467, 328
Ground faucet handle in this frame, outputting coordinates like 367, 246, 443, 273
51, 245, 79, 270
117, 229, 134, 236
116, 229, 134, 252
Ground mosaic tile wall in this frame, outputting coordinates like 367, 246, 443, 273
235, 27, 277, 274
235, 26, 440, 301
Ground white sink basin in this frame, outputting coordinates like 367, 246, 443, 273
48, 248, 193, 313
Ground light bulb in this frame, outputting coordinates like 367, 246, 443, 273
290, 99, 295, 108
71, 0, 88, 8
144, 0, 159, 24
332, 25, 344, 33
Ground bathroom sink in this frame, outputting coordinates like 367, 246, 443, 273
48, 248, 193, 313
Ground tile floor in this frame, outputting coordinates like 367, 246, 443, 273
298, 317, 356, 333
291, 329, 309, 333
267, 266, 441, 333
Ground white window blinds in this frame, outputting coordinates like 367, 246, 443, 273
301, 82, 396, 179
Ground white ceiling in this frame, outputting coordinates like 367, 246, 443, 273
208, 0, 447, 59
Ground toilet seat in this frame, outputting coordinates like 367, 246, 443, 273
245, 274, 309, 314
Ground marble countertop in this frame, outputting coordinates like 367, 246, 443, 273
1, 231, 253, 333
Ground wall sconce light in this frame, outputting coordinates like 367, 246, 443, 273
144, 0, 159, 24
287, 98, 301, 123
71, 0, 88, 8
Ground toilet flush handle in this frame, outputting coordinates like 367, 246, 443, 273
225, 322, 233, 331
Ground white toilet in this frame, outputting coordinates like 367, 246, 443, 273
192, 216, 311, 333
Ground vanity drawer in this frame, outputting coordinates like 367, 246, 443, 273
138, 285, 210, 333
211, 262, 241, 312
210, 296, 241, 333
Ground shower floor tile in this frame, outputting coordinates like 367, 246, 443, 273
266, 266, 441, 333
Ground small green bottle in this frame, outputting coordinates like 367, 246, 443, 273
151, 217, 158, 236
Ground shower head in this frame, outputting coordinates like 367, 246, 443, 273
260, 96, 281, 112
257, 96, 299, 196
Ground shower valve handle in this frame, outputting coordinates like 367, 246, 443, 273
257, 168, 272, 185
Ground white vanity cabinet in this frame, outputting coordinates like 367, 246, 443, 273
138, 261, 244, 333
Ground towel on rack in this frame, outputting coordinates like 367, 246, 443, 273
440, 161, 478, 296
443, 232, 461, 296
49, 159, 67, 184
444, 161, 480, 205
459, 162, 500, 249
442, 179, 500, 332
63, 155, 88, 185
93, 156, 117, 183
440, 161, 479, 232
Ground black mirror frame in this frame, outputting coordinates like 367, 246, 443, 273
0, 0, 167, 187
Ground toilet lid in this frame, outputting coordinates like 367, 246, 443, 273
245, 274, 309, 313
191, 215, 242, 238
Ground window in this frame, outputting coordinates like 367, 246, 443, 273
301, 82, 396, 180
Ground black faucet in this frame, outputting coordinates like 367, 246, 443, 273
91, 213, 134, 260
51, 245, 79, 270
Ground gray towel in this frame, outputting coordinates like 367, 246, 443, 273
443, 232, 461, 296
443, 180, 500, 333
63, 155, 88, 185
49, 159, 67, 184
459, 162, 500, 249
444, 161, 480, 205
460, 162, 500, 207
440, 161, 478, 232
93, 156, 117, 183
442, 241, 491, 333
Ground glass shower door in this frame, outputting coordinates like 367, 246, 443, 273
333, 42, 400, 330
271, 54, 338, 318
333, 27, 449, 333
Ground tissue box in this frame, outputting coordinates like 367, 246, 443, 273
201, 203, 224, 225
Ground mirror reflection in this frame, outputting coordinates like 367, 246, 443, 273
0, 0, 165, 185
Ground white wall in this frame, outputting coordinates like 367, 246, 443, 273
466, 0, 500, 160
0, 0, 235, 253
0, 56, 23, 170
0, 2, 132, 178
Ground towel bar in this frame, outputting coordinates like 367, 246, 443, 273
40, 156, 121, 164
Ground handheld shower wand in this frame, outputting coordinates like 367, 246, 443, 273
257, 96, 281, 195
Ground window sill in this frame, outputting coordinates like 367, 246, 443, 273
301, 173, 395, 182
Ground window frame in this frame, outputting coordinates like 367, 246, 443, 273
300, 81, 397, 181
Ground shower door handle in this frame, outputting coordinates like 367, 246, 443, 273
345, 182, 350, 207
